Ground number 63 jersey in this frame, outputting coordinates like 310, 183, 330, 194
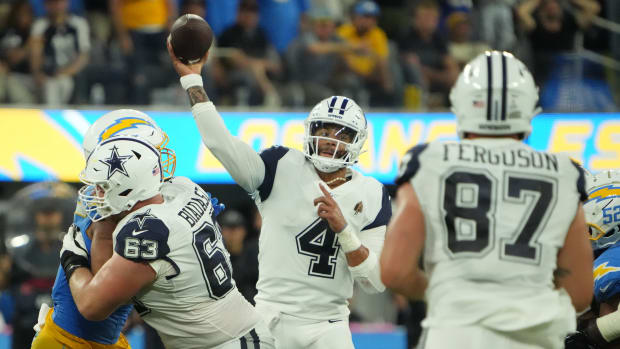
396, 139, 587, 332
112, 176, 261, 349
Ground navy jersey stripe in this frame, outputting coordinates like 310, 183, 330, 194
257, 146, 289, 201
250, 329, 260, 349
395, 143, 429, 186
571, 160, 588, 202
501, 53, 507, 121
486, 54, 493, 121
362, 185, 392, 231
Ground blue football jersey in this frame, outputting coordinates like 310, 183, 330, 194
593, 244, 620, 303
50, 206, 132, 344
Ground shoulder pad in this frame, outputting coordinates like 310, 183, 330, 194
395, 143, 429, 186
593, 248, 620, 302
362, 185, 392, 231
257, 146, 290, 201
114, 209, 170, 262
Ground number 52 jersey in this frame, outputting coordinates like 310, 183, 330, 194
396, 138, 587, 332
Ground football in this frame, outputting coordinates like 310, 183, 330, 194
169, 14, 213, 64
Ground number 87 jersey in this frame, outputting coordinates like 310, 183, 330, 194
396, 139, 587, 332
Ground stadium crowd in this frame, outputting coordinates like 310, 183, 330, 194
0, 0, 617, 111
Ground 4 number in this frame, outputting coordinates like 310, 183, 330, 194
296, 219, 340, 278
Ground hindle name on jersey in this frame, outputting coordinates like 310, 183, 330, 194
178, 186, 213, 227
442, 143, 559, 172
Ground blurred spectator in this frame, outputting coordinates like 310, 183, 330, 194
109, 0, 177, 104
219, 210, 259, 304
1, 182, 75, 349
29, 0, 90, 106
477, 0, 517, 52
445, 11, 490, 68
311, 0, 356, 20
287, 7, 356, 104
205, 0, 239, 37
216, 0, 282, 106
397, 0, 459, 107
0, 1, 36, 104
30, 0, 84, 17
182, 0, 205, 17
338, 0, 394, 106
516, 0, 600, 85
258, 0, 310, 54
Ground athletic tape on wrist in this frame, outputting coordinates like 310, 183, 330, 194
180, 74, 203, 90
338, 224, 362, 253
597, 309, 620, 342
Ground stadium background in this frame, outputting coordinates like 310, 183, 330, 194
0, 0, 618, 348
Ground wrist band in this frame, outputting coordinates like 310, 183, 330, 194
180, 74, 203, 90
338, 224, 362, 253
596, 309, 620, 342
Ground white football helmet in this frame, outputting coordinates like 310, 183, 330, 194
584, 169, 620, 251
79, 137, 163, 221
303, 96, 368, 173
82, 109, 176, 179
450, 51, 541, 140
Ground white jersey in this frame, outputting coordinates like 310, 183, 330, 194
112, 176, 262, 349
190, 102, 390, 321
396, 139, 587, 332
252, 147, 390, 320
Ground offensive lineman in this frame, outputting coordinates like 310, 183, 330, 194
168, 40, 390, 348
380, 51, 593, 348
59, 136, 273, 348
32, 109, 179, 348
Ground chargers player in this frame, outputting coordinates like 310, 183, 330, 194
381, 51, 593, 349
566, 170, 620, 348
31, 109, 176, 349
60, 137, 274, 349
168, 39, 389, 348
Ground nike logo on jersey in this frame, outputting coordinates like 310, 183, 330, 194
328, 319, 343, 323
600, 283, 613, 294
132, 229, 148, 236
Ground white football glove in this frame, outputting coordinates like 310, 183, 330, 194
60, 224, 89, 280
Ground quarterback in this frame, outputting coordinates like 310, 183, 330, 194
381, 51, 593, 349
168, 40, 390, 348
31, 109, 177, 349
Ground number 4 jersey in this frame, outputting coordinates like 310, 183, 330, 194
396, 139, 587, 332
112, 176, 261, 348
253, 146, 391, 320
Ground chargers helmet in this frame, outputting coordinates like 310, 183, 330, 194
450, 51, 540, 140
303, 96, 367, 173
584, 169, 620, 251
79, 137, 163, 221
82, 109, 176, 179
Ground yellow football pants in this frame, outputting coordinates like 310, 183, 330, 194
31, 309, 130, 349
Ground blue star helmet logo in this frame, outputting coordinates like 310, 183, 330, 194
99, 146, 133, 179
129, 209, 157, 229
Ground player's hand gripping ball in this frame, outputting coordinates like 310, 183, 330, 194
169, 14, 213, 64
